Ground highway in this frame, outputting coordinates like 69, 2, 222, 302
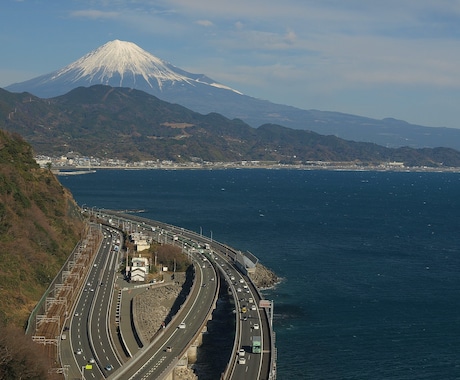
59, 211, 275, 380
60, 226, 123, 379
105, 211, 275, 380
112, 252, 219, 380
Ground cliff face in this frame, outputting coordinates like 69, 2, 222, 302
0, 129, 84, 326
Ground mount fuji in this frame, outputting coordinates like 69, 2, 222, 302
6, 40, 242, 99
6, 40, 460, 150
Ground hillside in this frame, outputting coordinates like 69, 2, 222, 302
2, 86, 460, 167
0, 129, 84, 326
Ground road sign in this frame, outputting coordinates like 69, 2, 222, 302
259, 300, 272, 308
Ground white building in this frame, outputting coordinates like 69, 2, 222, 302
130, 256, 150, 282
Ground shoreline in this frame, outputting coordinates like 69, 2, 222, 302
52, 165, 460, 174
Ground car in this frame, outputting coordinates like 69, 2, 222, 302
243, 316, 248, 321
74, 312, 79, 317
248, 297, 254, 303
75, 348, 82, 355
166, 346, 172, 352
105, 364, 113, 371
237, 288, 242, 292
88, 358, 95, 364
251, 304, 257, 311
253, 323, 260, 330
238, 348, 245, 357
178, 322, 186, 329
238, 357, 246, 365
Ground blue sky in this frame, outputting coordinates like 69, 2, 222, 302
1, 0, 460, 129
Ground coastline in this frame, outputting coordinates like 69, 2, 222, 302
47, 160, 460, 175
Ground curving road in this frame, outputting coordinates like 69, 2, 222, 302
59, 211, 275, 380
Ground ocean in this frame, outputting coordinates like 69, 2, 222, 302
59, 169, 460, 379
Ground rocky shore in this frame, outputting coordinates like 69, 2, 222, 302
249, 263, 280, 289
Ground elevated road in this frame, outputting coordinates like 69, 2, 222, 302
101, 211, 276, 380
59, 210, 276, 379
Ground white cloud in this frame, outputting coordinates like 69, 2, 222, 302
196, 20, 214, 27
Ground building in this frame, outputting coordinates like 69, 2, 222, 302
130, 256, 150, 282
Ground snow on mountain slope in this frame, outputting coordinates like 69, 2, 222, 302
6, 39, 242, 96
53, 40, 190, 89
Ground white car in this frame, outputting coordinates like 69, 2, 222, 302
253, 323, 260, 330
251, 304, 257, 311
238, 348, 245, 357
238, 357, 246, 365
178, 322, 186, 329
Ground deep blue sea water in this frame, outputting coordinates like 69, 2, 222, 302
59, 169, 460, 379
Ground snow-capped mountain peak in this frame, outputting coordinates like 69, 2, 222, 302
53, 40, 192, 89
7, 40, 242, 96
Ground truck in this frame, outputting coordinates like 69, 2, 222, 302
252, 336, 261, 354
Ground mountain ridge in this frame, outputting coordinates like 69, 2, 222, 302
2, 85, 460, 168
5, 40, 460, 151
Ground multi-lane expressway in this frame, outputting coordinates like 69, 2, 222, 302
59, 212, 276, 380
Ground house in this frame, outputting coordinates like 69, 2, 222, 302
130, 256, 150, 282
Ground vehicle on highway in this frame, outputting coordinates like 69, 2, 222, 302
241, 306, 247, 313
238, 357, 246, 365
178, 322, 186, 329
105, 364, 113, 371
253, 323, 260, 330
75, 348, 82, 355
252, 336, 262, 354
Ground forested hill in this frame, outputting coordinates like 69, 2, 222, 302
0, 129, 83, 326
2, 85, 460, 167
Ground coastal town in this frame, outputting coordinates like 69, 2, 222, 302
35, 153, 460, 173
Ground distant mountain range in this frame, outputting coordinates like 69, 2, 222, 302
2, 85, 460, 167
5, 40, 460, 151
